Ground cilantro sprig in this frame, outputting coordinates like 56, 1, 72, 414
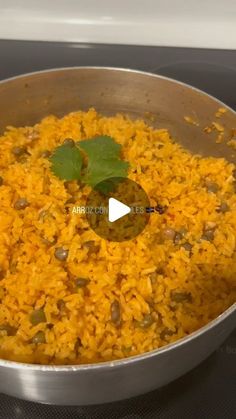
49, 143, 83, 181
49, 136, 129, 192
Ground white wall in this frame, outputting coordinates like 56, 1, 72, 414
0, 0, 235, 49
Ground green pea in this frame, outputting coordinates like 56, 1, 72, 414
135, 314, 154, 329
83, 241, 100, 255
160, 327, 175, 340
171, 291, 192, 303
57, 299, 66, 311
162, 228, 176, 241
111, 300, 121, 326
54, 247, 69, 261
12, 146, 27, 157
217, 202, 229, 213
12, 146, 30, 163
76, 278, 90, 289
31, 331, 46, 344
14, 198, 29, 210
0, 324, 17, 336
201, 230, 215, 242
30, 309, 47, 325
181, 242, 193, 252
206, 182, 219, 193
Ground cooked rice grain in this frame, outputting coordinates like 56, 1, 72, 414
0, 108, 235, 364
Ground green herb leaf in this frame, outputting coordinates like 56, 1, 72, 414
94, 177, 124, 194
78, 136, 129, 188
50, 144, 82, 181
49, 135, 129, 191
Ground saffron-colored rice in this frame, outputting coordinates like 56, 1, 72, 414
0, 108, 235, 365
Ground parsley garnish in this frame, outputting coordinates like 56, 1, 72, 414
50, 144, 82, 181
49, 136, 129, 191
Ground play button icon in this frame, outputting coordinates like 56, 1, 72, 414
85, 177, 150, 242
108, 198, 131, 222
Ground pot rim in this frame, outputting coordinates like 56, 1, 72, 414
1, 65, 236, 116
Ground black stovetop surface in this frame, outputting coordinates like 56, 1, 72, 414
0, 40, 235, 419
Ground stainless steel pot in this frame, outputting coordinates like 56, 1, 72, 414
0, 67, 235, 405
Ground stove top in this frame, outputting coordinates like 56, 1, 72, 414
0, 331, 236, 419
0, 40, 235, 419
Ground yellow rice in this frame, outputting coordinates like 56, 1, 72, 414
0, 108, 235, 365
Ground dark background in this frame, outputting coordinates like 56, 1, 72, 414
0, 40, 236, 108
0, 40, 235, 419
